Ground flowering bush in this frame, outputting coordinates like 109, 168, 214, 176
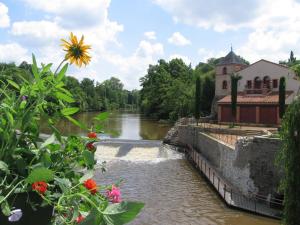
0, 33, 144, 225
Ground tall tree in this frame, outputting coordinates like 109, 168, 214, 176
278, 98, 300, 225
289, 51, 296, 64
194, 76, 201, 125
279, 77, 286, 119
231, 73, 241, 123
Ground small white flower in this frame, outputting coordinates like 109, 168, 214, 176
8, 209, 22, 222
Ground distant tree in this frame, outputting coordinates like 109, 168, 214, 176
231, 73, 241, 123
194, 76, 201, 125
279, 77, 286, 119
289, 51, 296, 64
277, 97, 300, 225
201, 74, 215, 114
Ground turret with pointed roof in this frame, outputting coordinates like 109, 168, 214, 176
215, 48, 248, 98
217, 49, 247, 66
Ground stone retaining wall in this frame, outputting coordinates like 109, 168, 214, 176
177, 125, 282, 197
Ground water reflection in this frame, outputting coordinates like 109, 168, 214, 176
40, 111, 172, 140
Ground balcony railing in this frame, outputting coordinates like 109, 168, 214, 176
244, 86, 272, 95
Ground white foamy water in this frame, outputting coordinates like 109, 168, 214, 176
95, 142, 183, 162
94, 140, 279, 225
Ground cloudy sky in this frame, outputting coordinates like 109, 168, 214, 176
0, 0, 300, 89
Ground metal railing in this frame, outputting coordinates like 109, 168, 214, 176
185, 144, 283, 219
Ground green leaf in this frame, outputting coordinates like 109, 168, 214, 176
79, 170, 94, 183
20, 100, 27, 109
79, 208, 102, 225
26, 167, 54, 184
61, 107, 79, 116
40, 134, 56, 149
41, 63, 53, 74
5, 111, 14, 126
54, 177, 71, 192
83, 150, 95, 168
31, 54, 39, 80
65, 116, 87, 130
1, 200, 11, 216
103, 202, 144, 225
0, 161, 9, 174
56, 63, 68, 82
55, 92, 75, 103
94, 112, 109, 121
7, 79, 20, 90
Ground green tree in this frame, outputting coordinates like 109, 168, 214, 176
289, 51, 296, 64
194, 76, 201, 125
278, 97, 300, 225
231, 73, 241, 123
279, 77, 286, 119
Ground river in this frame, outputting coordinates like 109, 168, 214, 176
42, 112, 279, 225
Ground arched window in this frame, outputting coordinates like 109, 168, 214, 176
254, 77, 262, 89
222, 80, 228, 89
222, 67, 227, 75
263, 76, 271, 89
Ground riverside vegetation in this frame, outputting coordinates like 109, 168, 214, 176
0, 32, 143, 225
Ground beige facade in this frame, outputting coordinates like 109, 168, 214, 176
215, 64, 246, 97
236, 60, 300, 104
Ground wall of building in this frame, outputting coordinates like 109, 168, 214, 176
237, 60, 300, 103
215, 64, 246, 97
177, 125, 283, 197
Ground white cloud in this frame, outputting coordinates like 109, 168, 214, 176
101, 40, 164, 89
0, 43, 29, 64
168, 32, 191, 46
169, 54, 191, 65
0, 2, 9, 28
198, 48, 226, 62
22, 0, 110, 28
238, 0, 300, 63
144, 31, 156, 40
154, 0, 258, 32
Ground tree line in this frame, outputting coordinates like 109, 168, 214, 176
139, 58, 216, 121
0, 62, 139, 112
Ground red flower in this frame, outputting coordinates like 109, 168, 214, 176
83, 179, 98, 194
76, 214, 85, 223
32, 181, 48, 195
86, 142, 96, 151
87, 132, 97, 139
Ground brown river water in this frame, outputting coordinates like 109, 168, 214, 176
42, 112, 280, 225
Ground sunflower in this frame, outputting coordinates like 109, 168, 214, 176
61, 32, 91, 67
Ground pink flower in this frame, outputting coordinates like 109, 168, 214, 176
106, 185, 121, 203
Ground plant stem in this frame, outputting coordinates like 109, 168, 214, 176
54, 59, 67, 76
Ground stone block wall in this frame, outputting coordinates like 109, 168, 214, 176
177, 125, 282, 197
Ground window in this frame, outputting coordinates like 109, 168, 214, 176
273, 79, 278, 88
247, 80, 252, 89
254, 77, 262, 89
222, 80, 228, 89
263, 76, 271, 88
222, 67, 227, 75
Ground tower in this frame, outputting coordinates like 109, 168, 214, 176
215, 49, 247, 98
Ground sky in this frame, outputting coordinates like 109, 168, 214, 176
0, 0, 300, 90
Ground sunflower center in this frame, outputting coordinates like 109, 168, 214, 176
71, 45, 83, 59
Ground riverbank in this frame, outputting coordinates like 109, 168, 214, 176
163, 120, 283, 219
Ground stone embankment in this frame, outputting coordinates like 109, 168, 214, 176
164, 121, 283, 199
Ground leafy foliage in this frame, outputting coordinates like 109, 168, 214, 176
140, 58, 216, 121
194, 76, 201, 124
0, 54, 144, 225
279, 77, 286, 119
230, 73, 241, 122
277, 97, 300, 225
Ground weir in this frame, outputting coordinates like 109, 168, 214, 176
93, 139, 279, 225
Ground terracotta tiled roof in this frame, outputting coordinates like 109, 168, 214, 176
217, 91, 294, 105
